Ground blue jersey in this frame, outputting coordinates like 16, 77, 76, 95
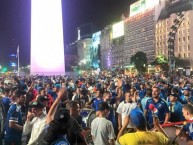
91, 98, 103, 111
168, 101, 184, 122
51, 135, 70, 145
179, 95, 193, 104
139, 89, 146, 100
145, 98, 169, 126
1, 97, 11, 114
134, 83, 140, 90
141, 96, 151, 111
4, 104, 23, 142
51, 92, 58, 100
178, 88, 183, 96
183, 122, 193, 140
160, 89, 168, 101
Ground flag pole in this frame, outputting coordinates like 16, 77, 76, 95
17, 45, 19, 76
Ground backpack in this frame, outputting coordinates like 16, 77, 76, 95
51, 136, 70, 145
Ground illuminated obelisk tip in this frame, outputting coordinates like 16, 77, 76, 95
30, 0, 65, 75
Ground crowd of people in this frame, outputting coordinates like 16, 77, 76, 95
0, 73, 193, 145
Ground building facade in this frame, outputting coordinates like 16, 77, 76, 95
111, 38, 124, 69
77, 38, 92, 69
123, 0, 165, 66
100, 26, 112, 70
65, 42, 79, 71
155, 0, 193, 69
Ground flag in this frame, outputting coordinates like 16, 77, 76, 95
16, 45, 19, 58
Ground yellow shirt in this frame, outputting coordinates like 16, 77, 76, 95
119, 131, 169, 145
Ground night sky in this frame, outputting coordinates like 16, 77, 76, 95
0, 0, 136, 67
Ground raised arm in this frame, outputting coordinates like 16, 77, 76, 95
153, 116, 169, 139
46, 87, 67, 124
117, 116, 129, 143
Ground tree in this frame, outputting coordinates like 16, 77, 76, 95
152, 55, 169, 72
130, 51, 147, 74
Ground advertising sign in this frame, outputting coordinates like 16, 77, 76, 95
90, 31, 101, 68
130, 0, 159, 16
112, 21, 124, 39
130, 0, 146, 16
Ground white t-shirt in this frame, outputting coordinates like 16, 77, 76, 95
91, 117, 115, 145
23, 112, 46, 145
116, 101, 137, 128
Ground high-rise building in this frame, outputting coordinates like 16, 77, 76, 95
155, 0, 193, 69
100, 26, 113, 70
123, 0, 165, 66
76, 23, 94, 70
111, 21, 125, 69
77, 38, 92, 69
65, 42, 78, 72
111, 40, 124, 69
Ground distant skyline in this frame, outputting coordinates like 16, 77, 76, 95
0, 0, 136, 66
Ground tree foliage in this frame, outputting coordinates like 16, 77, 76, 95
152, 55, 169, 72
130, 51, 147, 74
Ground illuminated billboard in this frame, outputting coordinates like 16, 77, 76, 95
130, 0, 159, 16
90, 31, 101, 68
31, 0, 65, 75
112, 21, 124, 39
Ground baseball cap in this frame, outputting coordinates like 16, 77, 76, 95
54, 84, 61, 89
29, 101, 45, 108
182, 87, 191, 91
54, 108, 71, 122
37, 95, 49, 102
130, 108, 146, 128
170, 93, 179, 98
